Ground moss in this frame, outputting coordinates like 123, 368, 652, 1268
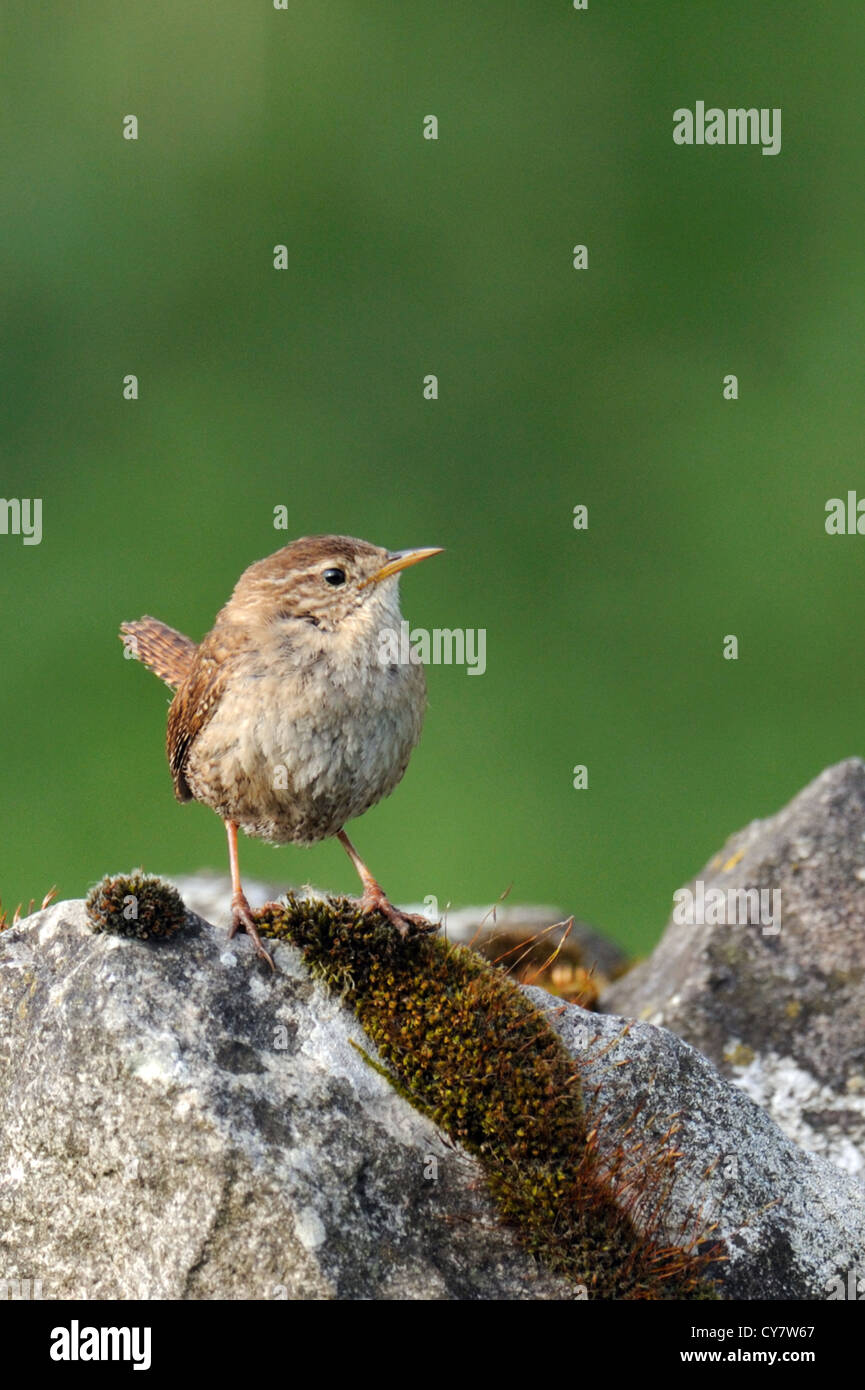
0, 886, 57, 932
258, 894, 720, 1300
85, 871, 187, 940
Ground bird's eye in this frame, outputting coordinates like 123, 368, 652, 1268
323, 567, 346, 587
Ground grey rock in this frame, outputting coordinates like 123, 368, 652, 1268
602, 759, 865, 1180
529, 992, 865, 1301
0, 900, 571, 1300
3, 894, 862, 1301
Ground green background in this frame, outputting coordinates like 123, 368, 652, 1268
4, 2, 865, 952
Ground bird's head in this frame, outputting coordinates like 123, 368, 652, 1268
228, 534, 442, 637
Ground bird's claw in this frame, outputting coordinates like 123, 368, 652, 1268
359, 889, 439, 938
228, 892, 276, 970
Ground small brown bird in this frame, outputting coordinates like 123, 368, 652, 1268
121, 534, 442, 967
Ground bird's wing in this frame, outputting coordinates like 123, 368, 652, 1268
120, 616, 197, 690
166, 637, 229, 803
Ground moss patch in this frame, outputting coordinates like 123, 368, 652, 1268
85, 871, 187, 940
258, 894, 720, 1300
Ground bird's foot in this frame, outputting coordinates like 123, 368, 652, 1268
228, 891, 275, 970
358, 885, 438, 939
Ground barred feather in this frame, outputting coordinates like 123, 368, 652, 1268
119, 616, 197, 691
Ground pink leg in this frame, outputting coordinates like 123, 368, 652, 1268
337, 829, 436, 938
225, 819, 275, 969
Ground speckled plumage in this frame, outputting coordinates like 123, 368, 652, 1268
125, 535, 430, 844
122, 534, 441, 962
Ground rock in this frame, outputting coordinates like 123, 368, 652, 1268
2, 894, 864, 1300
529, 993, 865, 1301
0, 900, 571, 1300
602, 759, 865, 1180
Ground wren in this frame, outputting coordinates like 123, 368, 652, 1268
121, 534, 442, 967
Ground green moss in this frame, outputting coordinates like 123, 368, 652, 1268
258, 895, 720, 1300
85, 871, 187, 940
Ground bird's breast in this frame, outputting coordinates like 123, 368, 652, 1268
184, 645, 427, 845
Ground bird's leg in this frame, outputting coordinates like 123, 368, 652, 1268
337, 829, 437, 937
224, 819, 275, 970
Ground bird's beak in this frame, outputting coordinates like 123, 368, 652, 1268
360, 547, 443, 587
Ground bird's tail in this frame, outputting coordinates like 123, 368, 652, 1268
120, 616, 197, 691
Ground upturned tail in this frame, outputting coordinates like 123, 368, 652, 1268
120, 616, 197, 691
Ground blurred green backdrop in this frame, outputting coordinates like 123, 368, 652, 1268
4, 2, 865, 952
